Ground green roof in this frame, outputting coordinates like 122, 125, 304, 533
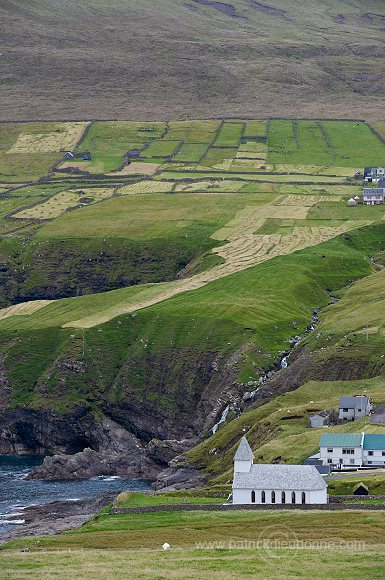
363, 434, 385, 450
320, 433, 362, 447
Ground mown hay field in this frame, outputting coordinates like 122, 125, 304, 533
13, 188, 116, 220
7, 122, 88, 154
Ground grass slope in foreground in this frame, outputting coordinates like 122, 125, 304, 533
2, 510, 385, 579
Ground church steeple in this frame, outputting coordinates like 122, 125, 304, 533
234, 436, 254, 473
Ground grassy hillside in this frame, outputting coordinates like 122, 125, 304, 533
0, 228, 379, 447
1, 117, 385, 471
1, 117, 382, 309
2, 1, 385, 120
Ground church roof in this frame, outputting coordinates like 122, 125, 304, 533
233, 464, 327, 491
234, 436, 254, 461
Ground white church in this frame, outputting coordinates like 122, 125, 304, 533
232, 436, 328, 505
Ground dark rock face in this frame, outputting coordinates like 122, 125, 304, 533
146, 438, 196, 466
152, 467, 208, 491
0, 343, 250, 481
0, 237, 214, 308
25, 417, 159, 480
0, 407, 95, 456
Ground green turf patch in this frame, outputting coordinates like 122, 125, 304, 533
173, 143, 208, 162
329, 476, 385, 496
141, 140, 182, 158
213, 122, 244, 147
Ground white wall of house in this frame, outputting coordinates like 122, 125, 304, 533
233, 488, 327, 505
363, 449, 385, 466
320, 445, 363, 467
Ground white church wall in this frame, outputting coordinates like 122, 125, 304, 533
233, 488, 327, 505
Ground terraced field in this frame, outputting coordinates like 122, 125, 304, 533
1, 118, 385, 326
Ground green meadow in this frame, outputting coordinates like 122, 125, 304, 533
268, 120, 385, 168
2, 509, 385, 579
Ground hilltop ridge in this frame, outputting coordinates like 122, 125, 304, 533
1, 0, 385, 120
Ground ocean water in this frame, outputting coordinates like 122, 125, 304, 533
0, 455, 152, 534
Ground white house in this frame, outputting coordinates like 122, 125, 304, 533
319, 433, 385, 468
339, 395, 371, 421
320, 433, 363, 467
363, 188, 385, 205
232, 436, 328, 505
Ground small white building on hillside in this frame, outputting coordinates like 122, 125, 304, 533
309, 411, 330, 428
232, 436, 328, 505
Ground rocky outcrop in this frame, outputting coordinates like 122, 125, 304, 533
152, 467, 208, 491
146, 438, 196, 466
26, 417, 160, 480
0, 494, 116, 545
0, 354, 11, 408
27, 446, 159, 480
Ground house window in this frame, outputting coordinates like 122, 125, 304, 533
368, 461, 373, 465
382, 452, 385, 457
327, 459, 333, 464
302, 492, 306, 504
271, 491, 276, 504
251, 491, 256, 504
342, 449, 354, 454
281, 491, 286, 504
327, 448, 333, 453
368, 451, 374, 456
343, 408, 349, 412
292, 492, 296, 504
261, 491, 266, 504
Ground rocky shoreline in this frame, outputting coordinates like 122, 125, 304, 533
0, 494, 115, 545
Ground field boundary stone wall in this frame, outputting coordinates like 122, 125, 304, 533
111, 501, 385, 514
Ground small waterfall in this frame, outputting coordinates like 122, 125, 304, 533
242, 307, 322, 403
211, 405, 230, 435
